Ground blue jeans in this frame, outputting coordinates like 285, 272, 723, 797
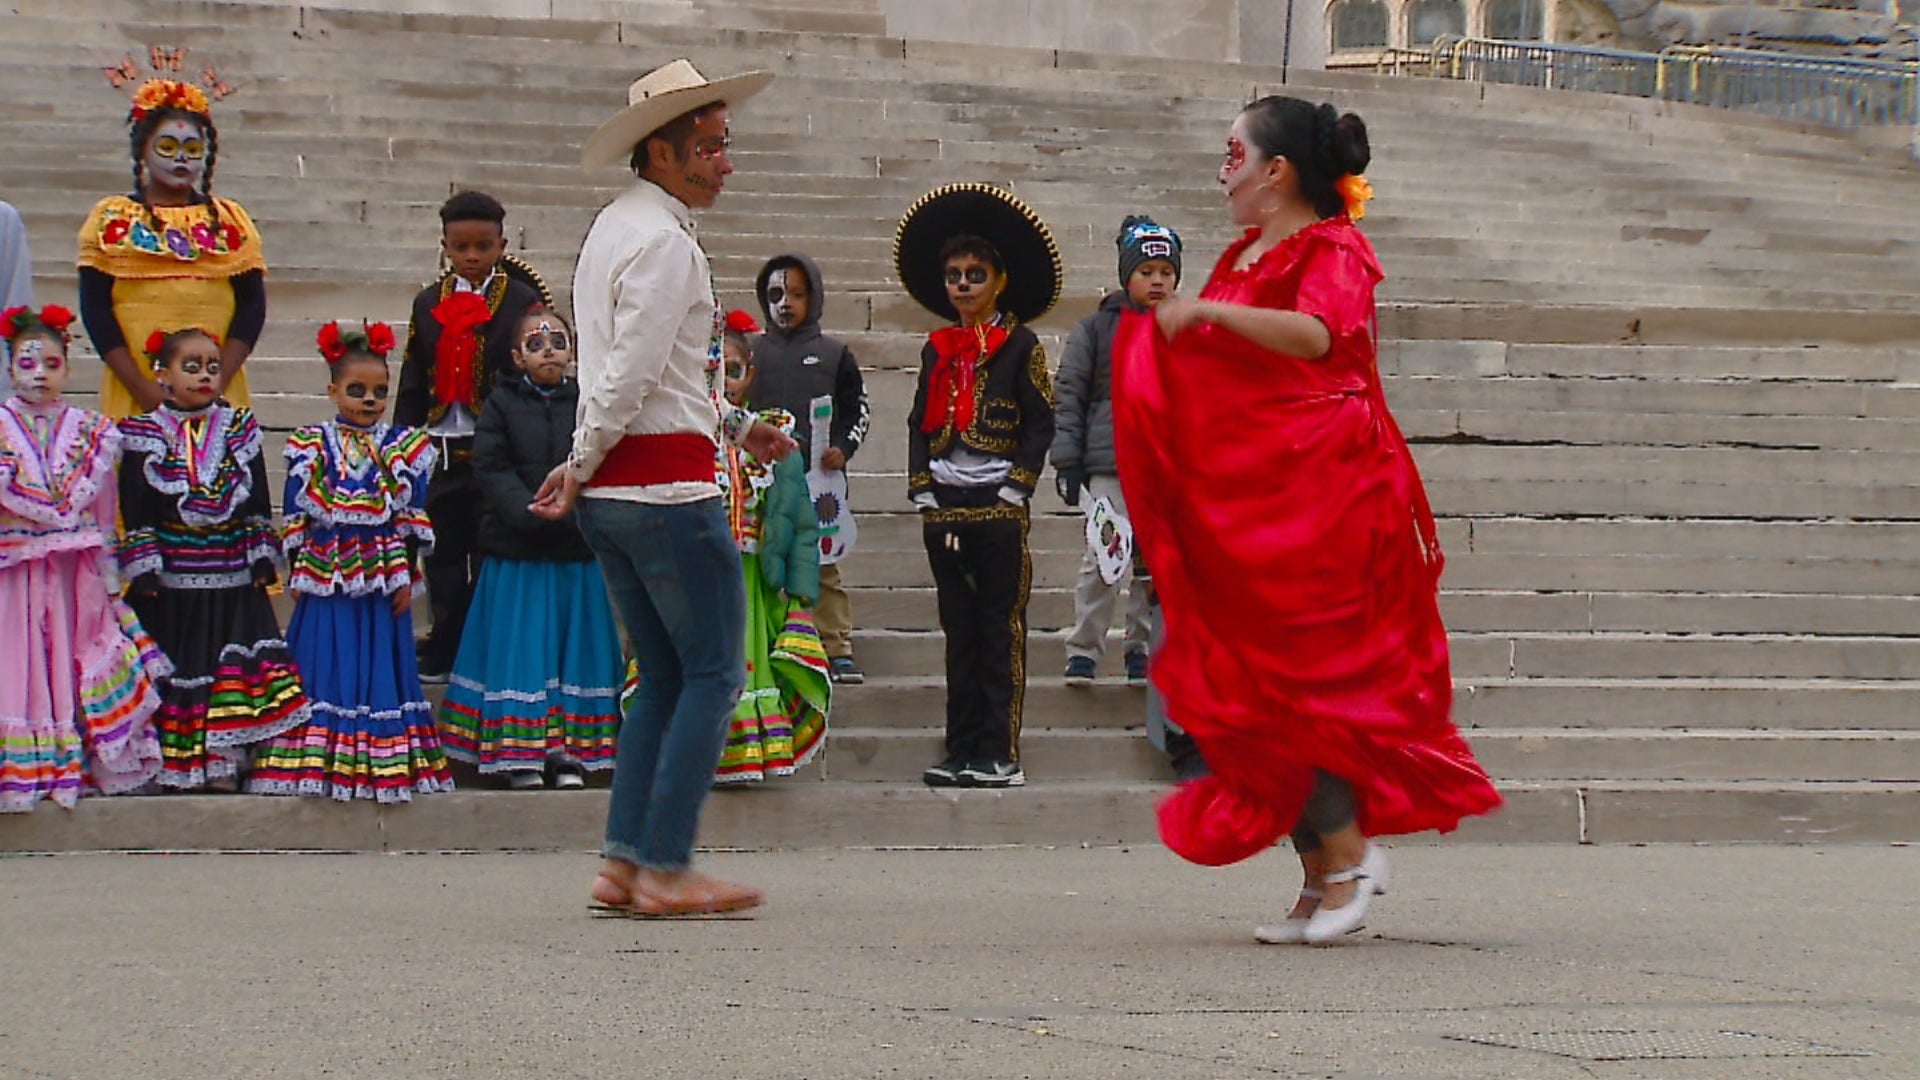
576, 496, 745, 871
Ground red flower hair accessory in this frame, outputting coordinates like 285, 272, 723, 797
365, 321, 397, 357
144, 329, 169, 359
317, 320, 395, 365
2, 305, 79, 345
725, 309, 762, 335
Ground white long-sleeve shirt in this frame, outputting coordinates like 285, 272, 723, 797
568, 179, 753, 503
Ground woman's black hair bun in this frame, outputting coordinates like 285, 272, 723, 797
1330, 111, 1370, 177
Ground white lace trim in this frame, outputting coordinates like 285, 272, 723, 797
447, 675, 620, 701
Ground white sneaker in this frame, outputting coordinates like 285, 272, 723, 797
553, 770, 586, 790
1255, 888, 1322, 944
506, 771, 544, 791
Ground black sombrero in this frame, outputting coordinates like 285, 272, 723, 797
893, 182, 1064, 325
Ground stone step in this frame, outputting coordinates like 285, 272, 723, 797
818, 675, 1920, 732
3, 778, 1914, 850
847, 629, 1920, 681
798, 727, 1920, 784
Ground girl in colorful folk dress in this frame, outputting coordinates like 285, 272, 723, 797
714, 311, 830, 783
119, 327, 309, 792
248, 321, 453, 802
0, 306, 166, 811
438, 307, 623, 789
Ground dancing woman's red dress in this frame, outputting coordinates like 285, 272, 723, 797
1113, 216, 1501, 866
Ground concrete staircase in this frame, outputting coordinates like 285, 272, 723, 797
5, 0, 1920, 849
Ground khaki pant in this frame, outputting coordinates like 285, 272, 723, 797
1066, 474, 1152, 662
815, 561, 854, 659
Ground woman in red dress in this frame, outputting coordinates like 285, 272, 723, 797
1112, 96, 1502, 945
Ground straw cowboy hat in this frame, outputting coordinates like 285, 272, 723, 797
580, 59, 773, 170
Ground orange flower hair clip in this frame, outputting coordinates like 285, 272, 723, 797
1335, 175, 1374, 223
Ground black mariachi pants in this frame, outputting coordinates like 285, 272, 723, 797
420, 450, 481, 667
921, 485, 1032, 764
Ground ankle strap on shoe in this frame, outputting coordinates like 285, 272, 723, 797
1323, 866, 1370, 885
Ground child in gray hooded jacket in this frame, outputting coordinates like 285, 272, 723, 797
750, 253, 871, 684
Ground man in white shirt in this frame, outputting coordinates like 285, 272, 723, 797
532, 60, 794, 919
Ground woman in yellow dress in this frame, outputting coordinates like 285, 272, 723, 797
76, 78, 266, 418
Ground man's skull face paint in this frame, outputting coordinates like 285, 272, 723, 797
9, 337, 70, 405
144, 117, 208, 198
764, 268, 810, 331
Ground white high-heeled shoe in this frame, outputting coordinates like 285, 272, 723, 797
1254, 887, 1322, 944
1303, 844, 1389, 945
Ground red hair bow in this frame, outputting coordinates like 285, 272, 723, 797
726, 309, 761, 335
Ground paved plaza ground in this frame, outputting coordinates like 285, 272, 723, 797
2, 844, 1915, 1079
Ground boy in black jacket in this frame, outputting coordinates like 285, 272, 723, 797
395, 190, 550, 679
751, 253, 872, 684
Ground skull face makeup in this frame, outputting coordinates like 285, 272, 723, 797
764, 267, 811, 331
943, 254, 1004, 328
515, 315, 574, 389
155, 332, 223, 410
328, 356, 392, 427
144, 116, 208, 199
9, 335, 70, 406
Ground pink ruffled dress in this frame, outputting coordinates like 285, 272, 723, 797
0, 396, 168, 811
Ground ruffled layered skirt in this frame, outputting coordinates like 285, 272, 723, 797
248, 593, 453, 803
129, 583, 309, 789
438, 558, 623, 775
714, 554, 830, 784
0, 550, 168, 811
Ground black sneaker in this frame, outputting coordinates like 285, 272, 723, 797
922, 754, 966, 787
1063, 656, 1097, 687
829, 656, 866, 685
1125, 650, 1150, 687
959, 759, 1026, 788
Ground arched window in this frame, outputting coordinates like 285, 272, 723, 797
1408, 0, 1466, 44
1330, 0, 1391, 50
1486, 0, 1545, 39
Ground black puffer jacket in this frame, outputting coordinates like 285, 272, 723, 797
472, 374, 594, 562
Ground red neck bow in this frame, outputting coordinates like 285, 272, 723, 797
431, 291, 494, 409
920, 323, 1008, 435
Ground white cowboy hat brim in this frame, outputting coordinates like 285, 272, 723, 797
580, 69, 773, 170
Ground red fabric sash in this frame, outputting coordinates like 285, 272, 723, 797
920, 324, 1008, 435
431, 292, 493, 409
583, 433, 716, 489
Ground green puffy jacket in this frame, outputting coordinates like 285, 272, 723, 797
756, 452, 821, 606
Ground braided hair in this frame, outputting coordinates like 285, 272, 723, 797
1238, 96, 1370, 221
127, 105, 222, 234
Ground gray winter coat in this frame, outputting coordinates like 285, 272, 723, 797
1051, 291, 1143, 478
